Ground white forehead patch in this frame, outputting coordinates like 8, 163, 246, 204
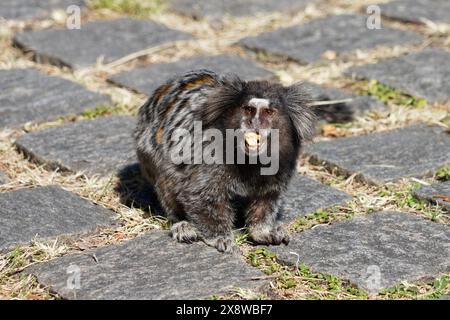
248, 98, 270, 108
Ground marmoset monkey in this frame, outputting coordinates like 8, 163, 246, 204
135, 70, 315, 253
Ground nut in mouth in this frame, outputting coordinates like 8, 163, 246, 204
244, 131, 265, 154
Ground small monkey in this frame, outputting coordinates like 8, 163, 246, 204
135, 70, 315, 253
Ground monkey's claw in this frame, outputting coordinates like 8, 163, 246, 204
249, 226, 290, 246
203, 235, 238, 254
170, 221, 200, 243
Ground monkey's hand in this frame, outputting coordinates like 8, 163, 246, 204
171, 221, 200, 244
202, 234, 239, 254
249, 225, 290, 246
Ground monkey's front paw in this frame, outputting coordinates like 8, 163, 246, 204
202, 235, 238, 254
170, 221, 200, 244
249, 226, 290, 246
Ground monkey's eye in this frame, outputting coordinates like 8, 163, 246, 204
243, 106, 255, 115
263, 108, 276, 116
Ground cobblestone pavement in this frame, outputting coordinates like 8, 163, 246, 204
0, 0, 449, 300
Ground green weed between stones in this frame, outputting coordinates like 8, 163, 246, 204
234, 231, 250, 246
89, 0, 166, 16
378, 183, 447, 223
246, 248, 368, 299
391, 183, 428, 210
0, 247, 60, 299
436, 165, 450, 181
379, 275, 450, 300
292, 209, 335, 229
290, 207, 356, 233
3, 248, 28, 270
19, 104, 131, 133
357, 80, 427, 108
80, 104, 122, 119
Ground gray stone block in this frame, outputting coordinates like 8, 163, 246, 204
346, 49, 450, 104
15, 116, 136, 176
108, 54, 274, 95
0, 69, 111, 128
305, 124, 450, 185
279, 175, 352, 222
239, 14, 423, 64
0, 0, 85, 20
27, 230, 265, 299
168, 0, 316, 19
270, 211, 450, 292
0, 186, 115, 251
14, 18, 193, 69
380, 0, 450, 24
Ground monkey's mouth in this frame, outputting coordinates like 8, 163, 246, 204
244, 131, 266, 155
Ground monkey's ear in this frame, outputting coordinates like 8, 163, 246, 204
284, 83, 316, 142
201, 74, 245, 126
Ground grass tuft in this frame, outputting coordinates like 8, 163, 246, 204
245, 248, 368, 299
89, 0, 166, 17
80, 104, 121, 119
436, 165, 450, 181
357, 80, 428, 108
380, 275, 450, 300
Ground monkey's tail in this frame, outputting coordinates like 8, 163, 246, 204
310, 98, 354, 123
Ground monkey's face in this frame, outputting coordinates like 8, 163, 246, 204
205, 78, 315, 160
240, 97, 275, 155
225, 96, 291, 156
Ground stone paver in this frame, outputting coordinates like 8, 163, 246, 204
379, 0, 450, 24
305, 124, 450, 185
346, 49, 450, 104
108, 54, 274, 95
0, 69, 110, 128
15, 116, 136, 176
304, 82, 385, 122
0, 0, 85, 20
279, 175, 352, 222
0, 171, 8, 185
270, 211, 450, 292
239, 14, 423, 64
14, 18, 192, 69
168, 0, 316, 19
0, 186, 115, 251
27, 230, 264, 299
413, 181, 450, 211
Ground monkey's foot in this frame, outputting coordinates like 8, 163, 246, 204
249, 225, 290, 245
202, 235, 238, 254
170, 221, 200, 244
